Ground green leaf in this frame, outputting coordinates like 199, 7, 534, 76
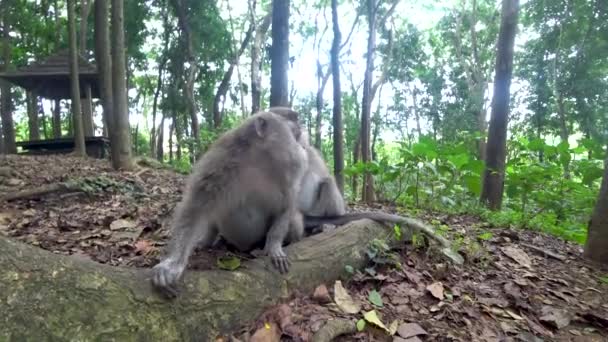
447, 153, 469, 169
368, 290, 384, 307
216, 255, 241, 270
393, 224, 402, 240
363, 310, 389, 332
345, 265, 355, 274
464, 175, 482, 196
356, 319, 366, 331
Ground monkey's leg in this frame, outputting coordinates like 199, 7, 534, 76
152, 199, 218, 297
264, 207, 299, 274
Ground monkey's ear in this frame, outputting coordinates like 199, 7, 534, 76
254, 116, 268, 137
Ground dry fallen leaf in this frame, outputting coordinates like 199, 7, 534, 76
250, 322, 280, 342
539, 306, 571, 329
426, 282, 445, 300
134, 239, 155, 254
333, 280, 361, 314
110, 219, 136, 230
313, 284, 331, 304
501, 246, 532, 269
397, 322, 428, 339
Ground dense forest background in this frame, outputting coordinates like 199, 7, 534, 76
0, 0, 606, 248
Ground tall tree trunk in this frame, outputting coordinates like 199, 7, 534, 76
110, 0, 134, 169
39, 98, 49, 139
150, 6, 169, 158
330, 0, 344, 194
67, 0, 87, 156
360, 0, 376, 203
80, 0, 94, 137
584, 152, 608, 265
52, 100, 62, 138
480, 0, 519, 210
94, 0, 113, 137
26, 92, 40, 140
168, 117, 174, 162
269, 0, 290, 107
170, 0, 200, 157
0, 5, 16, 154
156, 113, 165, 161
82, 84, 94, 136
250, 12, 272, 114
314, 65, 331, 150
213, 22, 254, 128
412, 86, 422, 137
0, 121, 4, 153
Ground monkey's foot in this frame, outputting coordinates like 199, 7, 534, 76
151, 259, 185, 298
266, 246, 291, 274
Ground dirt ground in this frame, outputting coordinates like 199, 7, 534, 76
0, 154, 607, 341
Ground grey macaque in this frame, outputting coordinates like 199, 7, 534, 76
267, 107, 346, 223
151, 110, 308, 298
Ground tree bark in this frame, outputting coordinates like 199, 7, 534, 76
169, 0, 201, 157
67, 0, 87, 157
584, 154, 608, 265
314, 64, 331, 150
150, 5, 170, 158
156, 113, 165, 161
0, 218, 444, 340
80, 0, 95, 137
26, 91, 40, 141
213, 22, 254, 128
250, 12, 272, 114
94, 0, 113, 138
0, 5, 16, 154
110, 0, 134, 169
330, 0, 344, 194
480, 0, 519, 210
82, 84, 94, 136
360, 0, 377, 203
52, 100, 62, 138
269, 0, 290, 107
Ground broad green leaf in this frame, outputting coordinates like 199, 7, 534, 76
363, 310, 389, 332
216, 256, 241, 270
368, 290, 384, 307
356, 319, 366, 331
464, 175, 482, 196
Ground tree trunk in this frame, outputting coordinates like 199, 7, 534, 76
39, 98, 49, 139
331, 0, 344, 194
0, 219, 402, 340
360, 0, 376, 203
170, 0, 201, 157
110, 0, 134, 169
412, 86, 422, 138
250, 12, 272, 114
156, 113, 165, 161
314, 64, 331, 150
26, 91, 40, 141
168, 117, 174, 162
52, 100, 62, 138
213, 22, 254, 128
480, 0, 519, 210
584, 154, 608, 265
269, 0, 290, 107
150, 7, 169, 158
0, 6, 16, 154
67, 0, 87, 157
94, 0, 113, 138
79, 0, 95, 137
82, 84, 95, 136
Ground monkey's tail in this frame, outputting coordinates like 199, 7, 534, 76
303, 212, 464, 265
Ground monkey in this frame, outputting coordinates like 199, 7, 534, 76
267, 107, 346, 228
151, 110, 309, 298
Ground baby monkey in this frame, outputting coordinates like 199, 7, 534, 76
151, 111, 308, 298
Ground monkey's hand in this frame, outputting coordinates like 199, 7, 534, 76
151, 258, 185, 298
265, 244, 291, 274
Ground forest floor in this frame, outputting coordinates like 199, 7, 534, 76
0, 154, 607, 342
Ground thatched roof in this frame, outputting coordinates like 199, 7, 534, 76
0, 50, 100, 99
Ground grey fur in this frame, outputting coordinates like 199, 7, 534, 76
151, 111, 308, 298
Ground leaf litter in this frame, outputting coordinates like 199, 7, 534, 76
1, 155, 607, 341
